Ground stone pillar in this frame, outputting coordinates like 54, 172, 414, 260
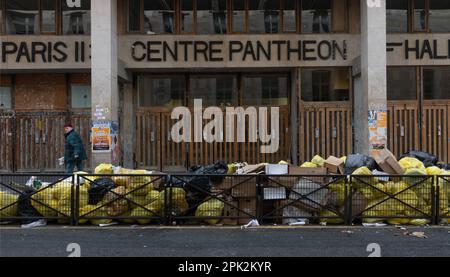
121, 83, 136, 168
91, 0, 119, 166
354, 0, 387, 156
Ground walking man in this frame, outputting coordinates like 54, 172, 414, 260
64, 124, 87, 173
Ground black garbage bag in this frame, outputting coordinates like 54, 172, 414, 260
344, 154, 379, 174
172, 161, 228, 215
400, 151, 439, 167
88, 178, 117, 205
18, 189, 42, 224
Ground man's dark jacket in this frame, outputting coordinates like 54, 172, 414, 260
64, 129, 87, 163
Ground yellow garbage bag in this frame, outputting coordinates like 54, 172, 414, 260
94, 163, 114, 174
128, 190, 160, 209
300, 162, 317, 168
278, 160, 289, 165
339, 156, 347, 163
0, 192, 19, 217
31, 187, 58, 217
112, 176, 130, 187
131, 201, 162, 225
328, 183, 347, 206
87, 206, 113, 225
311, 155, 325, 167
387, 217, 410, 225
409, 219, 430, 226
103, 187, 129, 216
352, 167, 378, 189
128, 170, 153, 196
319, 210, 344, 224
362, 198, 399, 223
425, 166, 443, 176
358, 183, 387, 201
227, 164, 237, 175
159, 188, 189, 216
195, 198, 225, 225
78, 205, 99, 224
398, 157, 425, 171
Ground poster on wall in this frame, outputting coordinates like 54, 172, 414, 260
91, 121, 112, 152
369, 110, 388, 156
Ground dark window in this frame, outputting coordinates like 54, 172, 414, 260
62, 0, 90, 35
190, 76, 237, 106
6, 0, 39, 34
41, 0, 56, 33
283, 0, 297, 32
0, 86, 12, 109
301, 0, 330, 34
423, 67, 450, 100
249, 0, 280, 34
196, 0, 227, 34
138, 76, 185, 108
144, 0, 175, 34
301, 68, 349, 101
387, 67, 417, 100
428, 0, 450, 32
128, 0, 140, 32
232, 0, 245, 33
243, 76, 288, 106
413, 0, 426, 31
387, 0, 408, 33
71, 85, 91, 108
180, 0, 194, 33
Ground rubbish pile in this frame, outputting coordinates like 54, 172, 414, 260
0, 149, 449, 227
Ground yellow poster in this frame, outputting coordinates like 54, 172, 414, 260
369, 110, 388, 156
92, 122, 112, 152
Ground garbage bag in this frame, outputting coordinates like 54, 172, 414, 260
88, 178, 117, 205
345, 154, 378, 174
311, 155, 325, 167
409, 218, 430, 226
128, 190, 160, 209
172, 161, 227, 213
399, 157, 425, 171
300, 162, 317, 168
128, 171, 153, 196
400, 151, 438, 167
195, 198, 225, 225
131, 201, 162, 225
0, 191, 19, 217
278, 160, 289, 165
159, 187, 189, 216
78, 205, 101, 224
31, 187, 58, 217
358, 183, 387, 201
103, 187, 129, 216
351, 167, 379, 189
94, 163, 114, 174
403, 168, 428, 187
328, 183, 346, 207
387, 218, 411, 225
17, 189, 42, 223
425, 166, 443, 175
319, 210, 344, 224
339, 156, 347, 163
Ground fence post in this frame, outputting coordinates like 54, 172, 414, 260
256, 175, 263, 224
164, 175, 171, 226
434, 176, 439, 225
70, 174, 75, 226
346, 176, 353, 225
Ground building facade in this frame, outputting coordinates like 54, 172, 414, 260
0, 0, 449, 172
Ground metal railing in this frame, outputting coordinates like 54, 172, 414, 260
1, 173, 449, 226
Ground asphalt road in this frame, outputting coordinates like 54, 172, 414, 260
1, 226, 449, 257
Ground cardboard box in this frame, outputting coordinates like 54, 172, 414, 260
375, 148, 404, 175
236, 164, 266, 174
212, 177, 233, 191
288, 166, 329, 185
263, 187, 287, 200
265, 175, 297, 189
231, 175, 258, 198
289, 166, 328, 175
325, 156, 345, 174
265, 164, 288, 175
238, 198, 257, 225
